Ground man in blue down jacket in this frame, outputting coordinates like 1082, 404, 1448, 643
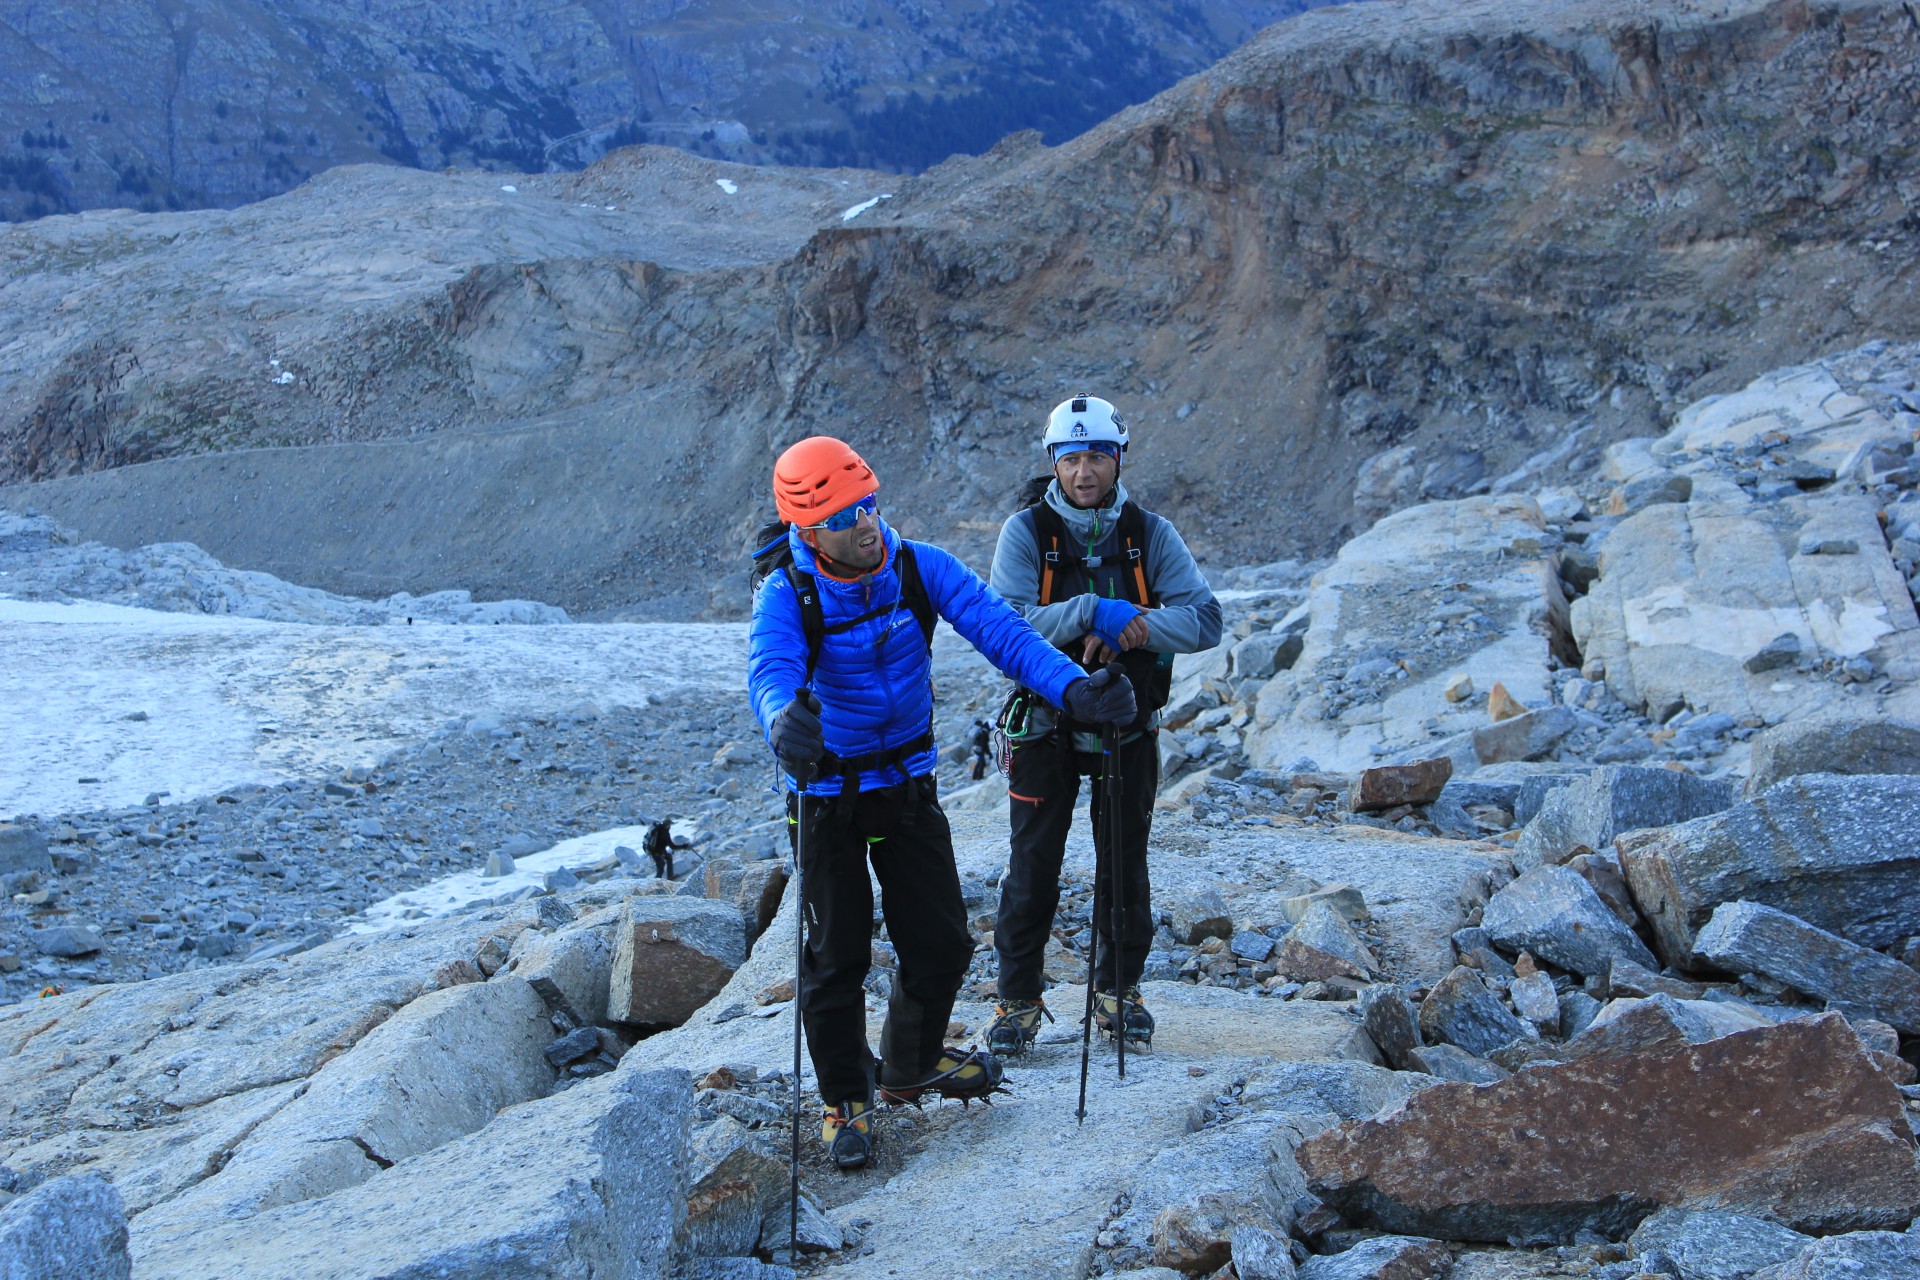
749, 435, 1137, 1170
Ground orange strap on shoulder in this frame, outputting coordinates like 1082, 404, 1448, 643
1040, 534, 1057, 605
1128, 533, 1150, 606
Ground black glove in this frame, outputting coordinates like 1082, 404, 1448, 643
1062, 666, 1136, 727
770, 691, 824, 776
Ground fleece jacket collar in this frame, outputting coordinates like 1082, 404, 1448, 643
1044, 477, 1130, 548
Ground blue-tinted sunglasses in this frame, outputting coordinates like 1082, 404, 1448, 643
801, 494, 879, 533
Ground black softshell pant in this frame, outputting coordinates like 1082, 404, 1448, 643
995, 728, 1159, 1000
788, 777, 973, 1107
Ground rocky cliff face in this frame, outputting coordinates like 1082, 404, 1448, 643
0, 0, 1333, 220
2, 0, 1917, 615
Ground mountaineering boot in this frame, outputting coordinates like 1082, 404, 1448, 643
985, 998, 1053, 1057
822, 1095, 874, 1170
877, 1046, 1008, 1106
1093, 986, 1154, 1047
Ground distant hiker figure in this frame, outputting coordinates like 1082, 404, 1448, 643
968, 719, 993, 780
984, 394, 1222, 1058
749, 435, 1136, 1170
644, 818, 674, 879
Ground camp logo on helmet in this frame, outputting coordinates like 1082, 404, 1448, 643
1071, 421, 1088, 438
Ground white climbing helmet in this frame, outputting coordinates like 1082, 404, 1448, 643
1042, 394, 1129, 460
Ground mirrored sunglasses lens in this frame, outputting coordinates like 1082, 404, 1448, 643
822, 496, 877, 531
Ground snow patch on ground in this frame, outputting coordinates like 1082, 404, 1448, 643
840, 194, 892, 221
353, 823, 689, 931
0, 595, 747, 817
715, 178, 738, 195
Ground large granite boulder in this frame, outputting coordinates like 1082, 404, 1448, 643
1745, 714, 1920, 796
1626, 1207, 1811, 1280
0, 1173, 130, 1280
131, 978, 555, 1241
1692, 900, 1920, 1033
1570, 362, 1920, 726
1618, 773, 1920, 966
608, 897, 748, 1025
1480, 864, 1660, 977
1247, 495, 1568, 772
1297, 1014, 1920, 1241
1514, 765, 1733, 871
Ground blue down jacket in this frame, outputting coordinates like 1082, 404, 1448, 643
749, 519, 1083, 795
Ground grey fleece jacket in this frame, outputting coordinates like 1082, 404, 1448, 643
988, 478, 1223, 656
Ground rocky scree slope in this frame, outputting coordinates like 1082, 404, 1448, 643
6, 346, 1920, 1279
5, 0, 1919, 616
0, 0, 1338, 219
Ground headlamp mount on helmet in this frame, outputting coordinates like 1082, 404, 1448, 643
1043, 393, 1128, 461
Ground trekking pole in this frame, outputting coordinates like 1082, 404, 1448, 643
1107, 708, 1127, 1080
787, 689, 820, 1260
1076, 865, 1100, 1124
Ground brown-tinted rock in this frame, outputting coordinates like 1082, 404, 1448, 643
1298, 1014, 1920, 1242
608, 898, 747, 1026
1352, 758, 1453, 813
1487, 682, 1527, 723
1278, 902, 1377, 983
706, 858, 790, 942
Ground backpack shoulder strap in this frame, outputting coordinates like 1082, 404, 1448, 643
781, 564, 827, 679
1024, 502, 1070, 606
1117, 501, 1156, 608
893, 541, 937, 651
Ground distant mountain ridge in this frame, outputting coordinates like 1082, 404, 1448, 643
1, 0, 1915, 619
0, 0, 1339, 221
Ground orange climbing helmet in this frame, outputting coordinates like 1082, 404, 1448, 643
773, 436, 879, 527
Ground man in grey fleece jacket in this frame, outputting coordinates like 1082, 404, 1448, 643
983, 394, 1223, 1054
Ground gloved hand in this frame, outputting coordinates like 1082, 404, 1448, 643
1062, 666, 1137, 727
770, 691, 824, 776
1089, 598, 1142, 650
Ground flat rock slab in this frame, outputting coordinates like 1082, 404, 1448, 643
1694, 900, 1920, 1032
812, 984, 1378, 1280
133, 1068, 690, 1280
1619, 773, 1920, 965
1244, 495, 1565, 772
1568, 480, 1920, 727
1299, 1013, 1920, 1241
132, 977, 555, 1242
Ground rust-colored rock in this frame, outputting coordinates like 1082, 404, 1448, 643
1352, 758, 1453, 813
1297, 1014, 1920, 1242
1487, 682, 1527, 722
